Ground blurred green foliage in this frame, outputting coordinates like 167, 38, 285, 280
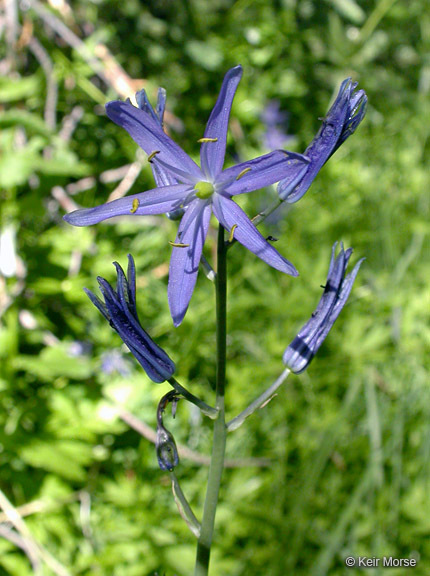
0, 0, 429, 574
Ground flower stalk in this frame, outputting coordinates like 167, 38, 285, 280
170, 471, 201, 538
168, 377, 218, 419
227, 368, 291, 432
194, 225, 228, 576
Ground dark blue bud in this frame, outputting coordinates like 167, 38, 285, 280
283, 242, 364, 373
85, 254, 175, 383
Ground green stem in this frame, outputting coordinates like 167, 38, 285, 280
168, 377, 218, 419
194, 225, 227, 576
226, 368, 291, 432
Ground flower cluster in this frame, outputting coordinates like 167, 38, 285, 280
68, 66, 366, 386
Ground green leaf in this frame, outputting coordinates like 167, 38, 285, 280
19, 439, 93, 481
185, 40, 224, 71
0, 75, 41, 102
0, 110, 52, 137
13, 345, 93, 382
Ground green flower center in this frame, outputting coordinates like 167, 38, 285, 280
194, 181, 214, 199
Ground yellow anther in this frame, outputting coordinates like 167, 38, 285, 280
197, 137, 218, 143
236, 167, 251, 180
169, 241, 190, 248
228, 224, 237, 242
148, 150, 160, 163
130, 199, 139, 213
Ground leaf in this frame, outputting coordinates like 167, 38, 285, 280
0, 110, 52, 137
329, 0, 366, 24
19, 439, 93, 481
185, 40, 224, 71
13, 345, 94, 382
0, 149, 41, 187
0, 75, 41, 102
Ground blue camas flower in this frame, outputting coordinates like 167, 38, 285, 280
278, 78, 367, 202
85, 254, 175, 383
283, 242, 364, 373
64, 66, 310, 325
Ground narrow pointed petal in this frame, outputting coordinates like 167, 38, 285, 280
127, 254, 137, 313
84, 288, 110, 322
221, 150, 310, 196
168, 200, 212, 326
200, 66, 243, 179
151, 162, 178, 187
213, 195, 298, 276
106, 100, 202, 180
134, 88, 178, 187
135, 89, 159, 123
63, 184, 191, 227
329, 257, 365, 321
113, 261, 132, 313
156, 88, 167, 123
333, 90, 368, 152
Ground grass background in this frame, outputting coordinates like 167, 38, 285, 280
0, 0, 429, 574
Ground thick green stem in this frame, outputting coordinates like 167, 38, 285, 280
194, 225, 227, 576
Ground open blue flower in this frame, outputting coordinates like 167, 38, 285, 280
64, 66, 310, 325
278, 78, 367, 202
283, 242, 364, 373
85, 254, 175, 383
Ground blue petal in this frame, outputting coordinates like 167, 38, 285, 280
98, 276, 175, 382
327, 257, 365, 325
200, 66, 243, 180
106, 100, 202, 180
135, 88, 178, 187
151, 162, 179, 187
279, 79, 354, 203
113, 261, 133, 315
221, 150, 310, 196
333, 90, 367, 153
127, 254, 137, 313
168, 199, 212, 326
84, 288, 110, 322
63, 184, 191, 226
212, 195, 298, 276
156, 88, 167, 123
135, 89, 159, 123
283, 243, 363, 373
